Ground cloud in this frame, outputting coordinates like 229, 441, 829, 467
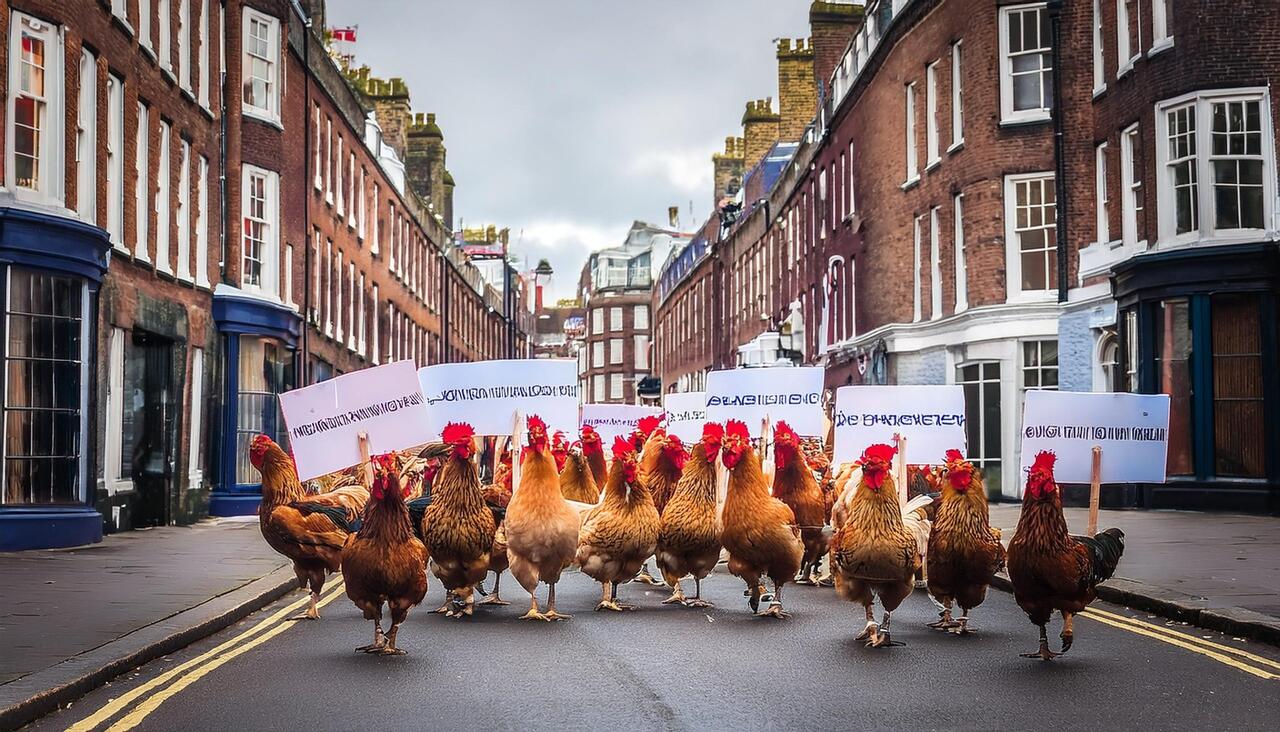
626, 146, 716, 195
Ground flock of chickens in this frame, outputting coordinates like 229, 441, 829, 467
247, 414, 1124, 659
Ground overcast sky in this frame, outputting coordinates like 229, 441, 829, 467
326, 1, 812, 300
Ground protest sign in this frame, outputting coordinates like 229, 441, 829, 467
1020, 390, 1170, 484
663, 391, 707, 443
279, 360, 431, 481
832, 385, 966, 466
417, 359, 578, 438
704, 367, 824, 437
581, 404, 664, 443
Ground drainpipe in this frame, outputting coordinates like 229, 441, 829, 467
292, 2, 313, 384
1048, 0, 1069, 304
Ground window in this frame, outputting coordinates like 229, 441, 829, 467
241, 165, 279, 295
347, 262, 356, 350
156, 121, 171, 273
324, 239, 333, 335
335, 250, 344, 341
188, 347, 206, 484
76, 50, 97, 224
140, 0, 152, 51
347, 153, 357, 227
1152, 0, 1173, 49
1155, 299, 1193, 475
2, 268, 88, 505
999, 3, 1053, 123
635, 335, 649, 369
242, 10, 280, 122
592, 340, 604, 368
1211, 294, 1265, 478
357, 167, 366, 239
312, 106, 322, 190
953, 193, 967, 312
103, 328, 127, 489
1022, 340, 1059, 390
358, 272, 367, 354
370, 182, 380, 253
957, 362, 1002, 497
336, 136, 345, 214
912, 215, 923, 321
8, 12, 65, 203
106, 75, 124, 246
904, 82, 918, 181
1209, 99, 1267, 231
593, 374, 605, 403
950, 42, 964, 148
1164, 105, 1197, 236
176, 140, 191, 280
592, 308, 603, 335
178, 0, 191, 90
234, 337, 293, 485
158, 0, 172, 70
634, 305, 649, 330
1116, 0, 1140, 75
925, 62, 940, 166
609, 338, 623, 365
1097, 330, 1120, 392
1005, 173, 1057, 296
283, 243, 293, 305
371, 284, 380, 363
196, 156, 209, 286
198, 0, 210, 106
847, 141, 857, 213
610, 373, 623, 401
1120, 123, 1143, 246
610, 307, 623, 331
929, 207, 942, 319
134, 103, 150, 262
1095, 143, 1111, 244
1091, 0, 1105, 93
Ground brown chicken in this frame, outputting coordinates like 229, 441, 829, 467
655, 423, 723, 607
926, 449, 1006, 634
340, 454, 429, 655
477, 447, 514, 606
580, 424, 608, 489
249, 434, 369, 620
644, 432, 686, 516
560, 446, 601, 503
551, 430, 570, 473
770, 421, 829, 586
422, 423, 497, 618
576, 437, 661, 611
503, 415, 580, 621
1008, 451, 1125, 660
831, 443, 920, 648
720, 419, 804, 618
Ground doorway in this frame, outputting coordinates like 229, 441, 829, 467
125, 331, 178, 528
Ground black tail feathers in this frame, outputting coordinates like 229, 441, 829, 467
1076, 527, 1125, 586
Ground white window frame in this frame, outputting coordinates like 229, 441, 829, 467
847, 140, 857, 214
998, 3, 1053, 124
912, 214, 923, 321
950, 41, 964, 150
592, 340, 604, 368
1120, 123, 1143, 247
134, 102, 150, 262
156, 121, 172, 273
158, 0, 172, 71
929, 206, 942, 319
1151, 0, 1173, 53
241, 9, 280, 124
76, 49, 97, 225
325, 118, 333, 203
904, 82, 919, 184
336, 136, 345, 214
609, 338, 623, 365
1116, 0, 1140, 77
140, 0, 153, 52
325, 239, 333, 335
177, 139, 191, 280
1004, 172, 1058, 301
1092, 0, 1106, 94
347, 153, 357, 228
283, 243, 293, 305
371, 284, 380, 363
6, 12, 66, 206
634, 334, 649, 369
106, 75, 124, 246
178, 0, 192, 91
593, 374, 605, 402
634, 304, 649, 330
610, 306, 623, 331
1095, 142, 1111, 245
198, 0, 210, 107
196, 156, 209, 286
335, 250, 344, 342
347, 261, 356, 351
357, 166, 366, 239
925, 61, 940, 167
187, 346, 205, 486
358, 272, 367, 355
1154, 88, 1276, 248
240, 164, 280, 297
370, 182, 380, 253
592, 307, 604, 334
953, 193, 967, 312
609, 373, 623, 401
103, 327, 130, 492
312, 105, 323, 190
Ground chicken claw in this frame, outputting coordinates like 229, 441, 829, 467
927, 609, 959, 631
543, 609, 573, 621
949, 616, 976, 635
1020, 625, 1062, 660
479, 595, 510, 606
855, 622, 878, 641
758, 603, 790, 619
519, 609, 548, 621
661, 593, 687, 605
682, 598, 714, 608
595, 600, 627, 612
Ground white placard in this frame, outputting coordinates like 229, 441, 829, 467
279, 360, 431, 482
417, 359, 578, 439
663, 391, 707, 443
580, 404, 663, 443
1020, 390, 1170, 484
832, 385, 967, 466
705, 367, 825, 437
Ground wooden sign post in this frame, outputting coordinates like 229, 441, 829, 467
509, 410, 524, 493
894, 433, 909, 508
760, 416, 774, 484
1087, 445, 1103, 535
358, 431, 373, 488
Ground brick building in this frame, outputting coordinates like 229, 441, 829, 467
0, 0, 530, 549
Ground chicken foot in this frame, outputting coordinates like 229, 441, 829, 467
682, 577, 714, 608
355, 620, 386, 653
759, 580, 790, 619
377, 622, 407, 656
661, 579, 687, 605
855, 605, 878, 641
597, 581, 635, 612
1019, 623, 1062, 660
632, 560, 667, 587
542, 582, 573, 621
950, 610, 978, 635
479, 572, 510, 606
518, 593, 547, 621
927, 600, 960, 630
1060, 611, 1074, 652
868, 610, 904, 648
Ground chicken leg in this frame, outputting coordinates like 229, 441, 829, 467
378, 622, 406, 655
683, 576, 714, 608
950, 607, 978, 635
927, 600, 960, 630
1020, 623, 1062, 660
542, 582, 572, 621
759, 579, 790, 618
660, 569, 687, 605
1060, 611, 1074, 652
869, 610, 905, 648
855, 604, 877, 641
355, 620, 385, 653
479, 572, 510, 606
633, 560, 666, 586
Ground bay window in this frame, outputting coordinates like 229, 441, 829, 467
1004, 173, 1057, 297
999, 3, 1053, 123
242, 9, 280, 123
8, 12, 64, 204
957, 362, 1002, 498
233, 337, 292, 485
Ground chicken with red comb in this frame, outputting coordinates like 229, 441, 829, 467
576, 437, 660, 611
656, 422, 724, 607
925, 449, 1005, 635
770, 421, 829, 586
422, 422, 496, 618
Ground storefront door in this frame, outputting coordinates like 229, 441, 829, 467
128, 332, 177, 527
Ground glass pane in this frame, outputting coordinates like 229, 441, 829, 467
1211, 294, 1264, 477
982, 381, 1001, 458
1156, 299, 1194, 476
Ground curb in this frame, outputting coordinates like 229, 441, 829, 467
0, 565, 299, 731
989, 573, 1280, 647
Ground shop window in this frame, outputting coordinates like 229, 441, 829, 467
1156, 299, 1195, 476
2, 269, 87, 505
235, 336, 293, 485
957, 361, 1002, 497
1211, 294, 1265, 478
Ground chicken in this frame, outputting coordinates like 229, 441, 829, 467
655, 423, 723, 607
1008, 451, 1125, 660
720, 419, 804, 618
340, 454, 429, 655
503, 415, 580, 621
632, 414, 663, 453
925, 449, 1006, 634
551, 431, 570, 473
249, 434, 369, 620
477, 447, 514, 606
770, 421, 829, 586
575, 437, 662, 611
644, 432, 686, 516
631, 417, 676, 586
830, 443, 920, 648
580, 424, 608, 489
560, 445, 601, 503
421, 423, 497, 618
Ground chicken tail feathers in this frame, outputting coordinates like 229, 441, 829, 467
406, 495, 433, 541
291, 501, 360, 534
1077, 527, 1125, 585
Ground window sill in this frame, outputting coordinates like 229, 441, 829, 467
1149, 38, 1174, 57
925, 159, 942, 173
198, 104, 214, 121
109, 14, 135, 39
900, 176, 921, 191
242, 108, 284, 131
1004, 291, 1058, 306
180, 87, 197, 105
160, 66, 176, 85
1092, 85, 1107, 100
999, 114, 1051, 128
947, 141, 964, 155
1116, 57, 1140, 80
140, 44, 156, 64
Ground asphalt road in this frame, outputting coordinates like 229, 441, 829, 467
24, 567, 1280, 732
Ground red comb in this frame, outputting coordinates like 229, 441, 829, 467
945, 448, 964, 464
527, 415, 547, 433
774, 421, 798, 444
1031, 451, 1056, 476
611, 435, 636, 463
442, 422, 475, 445
861, 443, 897, 465
580, 424, 599, 441
725, 419, 750, 441
637, 415, 662, 437
702, 422, 724, 444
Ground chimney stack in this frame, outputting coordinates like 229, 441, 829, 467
712, 136, 745, 208
776, 38, 817, 141
809, 1, 865, 104
741, 99, 781, 173
362, 76, 412, 161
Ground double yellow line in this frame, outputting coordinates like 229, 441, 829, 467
69, 579, 347, 732
1081, 607, 1280, 680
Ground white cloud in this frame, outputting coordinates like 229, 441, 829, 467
626, 146, 715, 195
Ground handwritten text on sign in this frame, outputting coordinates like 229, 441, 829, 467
663, 391, 706, 443
417, 359, 579, 439
833, 385, 966, 466
705, 367, 825, 437
1020, 390, 1170, 484
279, 360, 432, 481
580, 404, 664, 443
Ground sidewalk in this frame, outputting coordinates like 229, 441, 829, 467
989, 505, 1280, 644
0, 518, 297, 729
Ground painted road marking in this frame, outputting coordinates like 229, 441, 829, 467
103, 587, 349, 732
69, 580, 346, 732
1080, 609, 1279, 681
1084, 607, 1280, 671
